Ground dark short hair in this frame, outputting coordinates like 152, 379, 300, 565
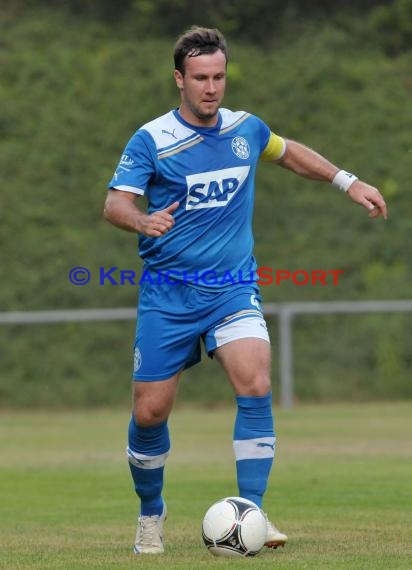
174, 26, 228, 74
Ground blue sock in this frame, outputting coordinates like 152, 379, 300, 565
127, 415, 170, 516
233, 393, 275, 508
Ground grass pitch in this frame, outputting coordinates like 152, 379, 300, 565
0, 402, 411, 569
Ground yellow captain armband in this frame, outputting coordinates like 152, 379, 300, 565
260, 132, 286, 162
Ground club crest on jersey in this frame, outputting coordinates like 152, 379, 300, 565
231, 136, 250, 159
185, 166, 250, 210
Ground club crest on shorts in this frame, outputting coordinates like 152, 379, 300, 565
231, 136, 250, 159
133, 346, 142, 372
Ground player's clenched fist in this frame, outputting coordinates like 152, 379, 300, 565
138, 201, 180, 237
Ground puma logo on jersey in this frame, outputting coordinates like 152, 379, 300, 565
161, 128, 178, 139
185, 166, 250, 210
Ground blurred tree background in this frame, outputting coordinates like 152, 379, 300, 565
0, 0, 411, 407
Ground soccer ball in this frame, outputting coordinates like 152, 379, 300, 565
202, 497, 267, 557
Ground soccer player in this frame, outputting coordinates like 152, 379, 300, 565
104, 26, 387, 555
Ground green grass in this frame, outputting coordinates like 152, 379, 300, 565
0, 403, 411, 569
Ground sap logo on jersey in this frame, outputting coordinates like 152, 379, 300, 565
185, 166, 250, 210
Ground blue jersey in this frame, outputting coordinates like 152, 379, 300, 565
108, 108, 284, 290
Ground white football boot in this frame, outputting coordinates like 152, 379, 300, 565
133, 503, 167, 554
262, 511, 288, 549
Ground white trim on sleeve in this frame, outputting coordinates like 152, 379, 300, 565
111, 185, 145, 195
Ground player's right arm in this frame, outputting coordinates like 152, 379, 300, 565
105, 128, 179, 237
104, 190, 179, 237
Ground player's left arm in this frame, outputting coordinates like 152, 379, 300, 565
263, 135, 387, 220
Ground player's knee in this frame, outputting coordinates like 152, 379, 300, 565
252, 379, 272, 396
241, 374, 271, 397
133, 404, 169, 427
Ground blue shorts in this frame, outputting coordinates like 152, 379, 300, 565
132, 281, 269, 381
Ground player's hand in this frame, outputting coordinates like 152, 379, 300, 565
139, 201, 180, 237
347, 181, 388, 220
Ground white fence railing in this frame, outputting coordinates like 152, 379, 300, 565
1, 300, 412, 407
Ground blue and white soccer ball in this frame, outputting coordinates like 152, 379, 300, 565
202, 497, 267, 557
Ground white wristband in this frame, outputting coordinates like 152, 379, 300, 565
332, 170, 358, 192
